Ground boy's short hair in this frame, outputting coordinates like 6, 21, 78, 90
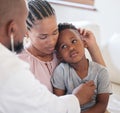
58, 23, 77, 33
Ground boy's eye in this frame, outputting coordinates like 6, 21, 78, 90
72, 39, 77, 44
61, 44, 67, 49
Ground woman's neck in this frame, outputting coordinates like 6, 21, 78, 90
27, 45, 53, 62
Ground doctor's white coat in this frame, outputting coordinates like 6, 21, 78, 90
0, 44, 80, 113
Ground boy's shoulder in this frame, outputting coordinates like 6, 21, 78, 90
89, 60, 108, 73
89, 60, 107, 69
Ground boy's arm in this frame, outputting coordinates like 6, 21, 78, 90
81, 93, 109, 113
78, 28, 106, 66
53, 87, 66, 96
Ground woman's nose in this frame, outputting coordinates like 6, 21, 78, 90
48, 36, 57, 46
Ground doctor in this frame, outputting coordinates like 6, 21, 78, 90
0, 0, 95, 113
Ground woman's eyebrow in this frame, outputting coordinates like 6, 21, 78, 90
53, 28, 58, 32
38, 28, 58, 36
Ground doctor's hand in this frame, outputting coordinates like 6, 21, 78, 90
72, 80, 95, 105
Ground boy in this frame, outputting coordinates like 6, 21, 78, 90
51, 23, 112, 113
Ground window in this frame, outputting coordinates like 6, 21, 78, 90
47, 0, 96, 10
61, 0, 94, 6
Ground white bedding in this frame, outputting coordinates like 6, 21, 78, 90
107, 94, 120, 113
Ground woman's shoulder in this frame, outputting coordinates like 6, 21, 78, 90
17, 49, 36, 63
18, 49, 29, 59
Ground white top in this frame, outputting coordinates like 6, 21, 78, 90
0, 43, 80, 113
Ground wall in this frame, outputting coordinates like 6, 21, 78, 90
50, 0, 120, 44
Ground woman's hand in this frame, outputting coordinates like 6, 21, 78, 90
78, 28, 106, 66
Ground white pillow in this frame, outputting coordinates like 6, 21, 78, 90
108, 34, 120, 70
102, 33, 120, 84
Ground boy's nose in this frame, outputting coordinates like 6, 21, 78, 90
69, 45, 74, 51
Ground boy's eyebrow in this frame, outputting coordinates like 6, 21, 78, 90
58, 40, 66, 47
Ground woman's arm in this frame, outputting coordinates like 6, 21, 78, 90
78, 29, 106, 66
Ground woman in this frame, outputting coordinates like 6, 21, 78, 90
19, 0, 105, 92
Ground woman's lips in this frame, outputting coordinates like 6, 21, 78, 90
48, 47, 55, 51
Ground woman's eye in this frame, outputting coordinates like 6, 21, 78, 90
38, 35, 48, 39
52, 30, 58, 35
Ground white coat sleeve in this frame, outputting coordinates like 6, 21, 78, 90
0, 48, 81, 113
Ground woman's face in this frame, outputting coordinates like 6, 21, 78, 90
28, 16, 59, 55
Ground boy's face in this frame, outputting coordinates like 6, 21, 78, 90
57, 29, 85, 64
